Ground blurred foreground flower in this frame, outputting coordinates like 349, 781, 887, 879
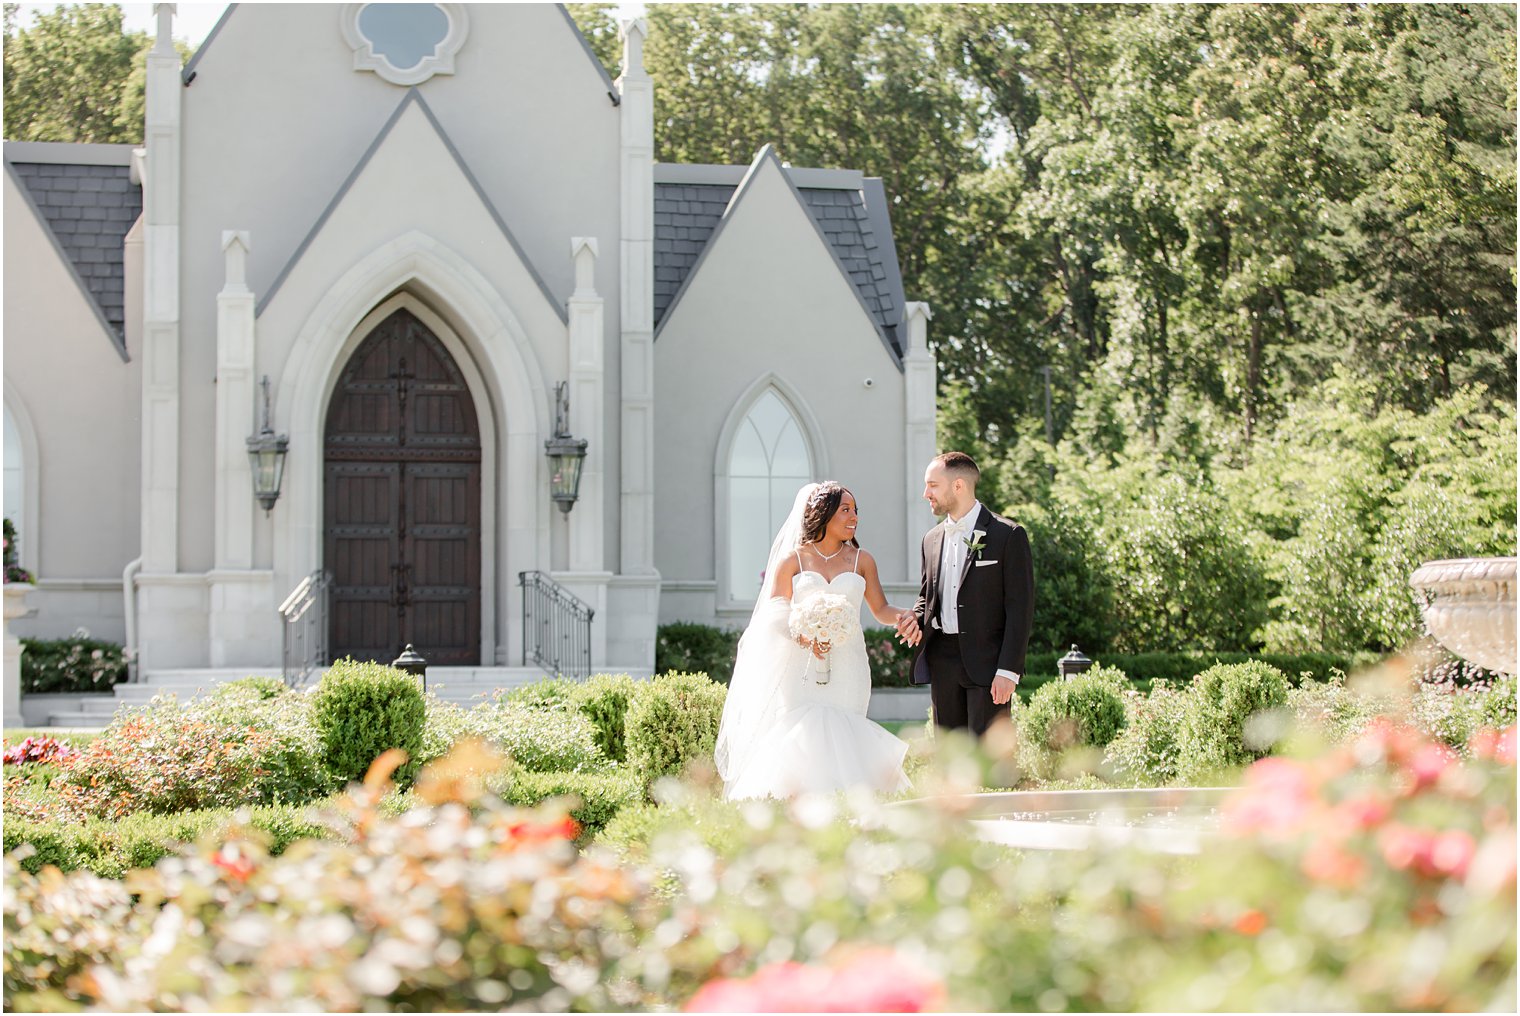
685, 948, 944, 1013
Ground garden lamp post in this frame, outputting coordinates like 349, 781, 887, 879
1058, 644, 1093, 681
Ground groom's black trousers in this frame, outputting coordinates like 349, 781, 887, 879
926, 632, 1008, 736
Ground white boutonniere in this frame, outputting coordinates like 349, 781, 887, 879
963, 529, 987, 559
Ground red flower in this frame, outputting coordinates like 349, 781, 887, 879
211, 850, 256, 883
1233, 909, 1268, 936
504, 815, 581, 847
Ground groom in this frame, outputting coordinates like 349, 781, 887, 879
898, 452, 1034, 736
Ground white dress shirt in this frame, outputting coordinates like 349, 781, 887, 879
937, 502, 981, 634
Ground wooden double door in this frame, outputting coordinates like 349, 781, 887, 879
324, 308, 481, 665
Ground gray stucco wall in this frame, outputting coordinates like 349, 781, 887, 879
173, 3, 623, 576
652, 156, 912, 627
3, 171, 141, 639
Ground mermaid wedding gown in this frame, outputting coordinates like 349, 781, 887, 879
721, 566, 911, 801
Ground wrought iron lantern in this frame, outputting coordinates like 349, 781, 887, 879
246, 375, 289, 514
545, 382, 588, 514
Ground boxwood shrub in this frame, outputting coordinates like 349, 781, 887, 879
493, 768, 644, 839
311, 659, 427, 785
1180, 660, 1291, 777
625, 671, 727, 783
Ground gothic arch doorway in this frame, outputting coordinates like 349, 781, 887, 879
324, 307, 481, 664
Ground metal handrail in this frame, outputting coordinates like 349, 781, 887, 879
280, 569, 330, 688
519, 570, 594, 680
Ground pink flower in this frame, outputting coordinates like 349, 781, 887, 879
1379, 824, 1476, 880
1379, 823, 1433, 873
1498, 726, 1517, 766
1301, 839, 1367, 887
1404, 743, 1457, 793
1222, 756, 1318, 836
1333, 793, 1391, 832
1429, 830, 1476, 879
685, 950, 943, 1013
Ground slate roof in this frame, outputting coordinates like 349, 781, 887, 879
7, 151, 140, 352
653, 165, 907, 361
653, 183, 736, 327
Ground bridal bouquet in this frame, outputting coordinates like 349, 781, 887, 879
789, 592, 854, 685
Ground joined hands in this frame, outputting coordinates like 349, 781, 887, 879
894, 610, 921, 647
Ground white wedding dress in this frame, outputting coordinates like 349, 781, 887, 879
720, 560, 910, 801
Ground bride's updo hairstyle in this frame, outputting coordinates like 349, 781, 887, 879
801, 481, 860, 548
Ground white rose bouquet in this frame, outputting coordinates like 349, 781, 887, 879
789, 592, 855, 684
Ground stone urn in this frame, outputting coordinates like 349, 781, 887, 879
1409, 557, 1516, 676
3, 582, 34, 725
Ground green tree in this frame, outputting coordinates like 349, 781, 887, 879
564, 3, 619, 79
3, 3, 152, 143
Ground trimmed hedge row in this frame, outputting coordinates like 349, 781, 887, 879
657, 620, 1376, 689
3, 801, 334, 879
19, 637, 128, 694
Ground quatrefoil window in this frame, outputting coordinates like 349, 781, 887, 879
341, 3, 469, 87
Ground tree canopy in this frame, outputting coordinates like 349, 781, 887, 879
3, 3, 153, 143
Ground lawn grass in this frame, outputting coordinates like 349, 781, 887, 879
4, 728, 102, 746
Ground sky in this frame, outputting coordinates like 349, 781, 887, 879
16, 3, 648, 48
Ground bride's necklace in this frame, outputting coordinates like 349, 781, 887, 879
809, 541, 846, 562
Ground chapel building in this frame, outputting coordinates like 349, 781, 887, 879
2, 4, 938, 700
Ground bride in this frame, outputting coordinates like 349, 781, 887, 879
716, 481, 914, 800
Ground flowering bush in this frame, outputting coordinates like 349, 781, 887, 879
2, 736, 78, 766
466, 697, 609, 773
1410, 671, 1517, 750
56, 710, 277, 819
3, 517, 32, 584
1104, 681, 1189, 785
4, 714, 1515, 1012
4, 747, 659, 1012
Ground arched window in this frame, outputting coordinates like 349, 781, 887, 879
4, 402, 27, 570
726, 388, 813, 602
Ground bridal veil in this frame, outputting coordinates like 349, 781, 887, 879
713, 482, 817, 790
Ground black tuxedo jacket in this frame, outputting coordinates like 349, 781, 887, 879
910, 506, 1035, 687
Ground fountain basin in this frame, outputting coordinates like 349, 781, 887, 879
903, 786, 1235, 855
1410, 557, 1516, 676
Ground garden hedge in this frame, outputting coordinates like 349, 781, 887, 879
494, 769, 645, 839
3, 802, 333, 879
19, 636, 128, 694
657, 621, 1374, 690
